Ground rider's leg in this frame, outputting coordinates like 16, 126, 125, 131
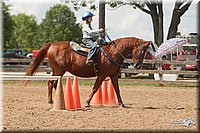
87, 45, 97, 61
82, 39, 97, 65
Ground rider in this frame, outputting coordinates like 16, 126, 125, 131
82, 11, 104, 66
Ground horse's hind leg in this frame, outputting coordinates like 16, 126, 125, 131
86, 76, 105, 107
47, 68, 65, 104
110, 74, 125, 107
48, 80, 55, 104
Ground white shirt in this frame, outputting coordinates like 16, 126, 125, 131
82, 23, 100, 41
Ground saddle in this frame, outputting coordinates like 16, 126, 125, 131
70, 41, 99, 74
70, 41, 92, 56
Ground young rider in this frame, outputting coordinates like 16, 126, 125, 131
82, 11, 104, 66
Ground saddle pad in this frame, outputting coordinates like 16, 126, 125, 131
70, 41, 90, 56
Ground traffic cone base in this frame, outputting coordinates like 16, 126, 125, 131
102, 81, 109, 104
91, 86, 103, 106
91, 79, 117, 106
107, 80, 116, 105
51, 78, 66, 111
72, 76, 81, 109
50, 76, 82, 111
64, 77, 76, 111
51, 77, 117, 110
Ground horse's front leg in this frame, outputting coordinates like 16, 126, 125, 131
86, 76, 105, 107
110, 75, 125, 107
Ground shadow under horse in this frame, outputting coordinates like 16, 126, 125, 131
25, 37, 152, 107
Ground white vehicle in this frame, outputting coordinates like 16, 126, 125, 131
26, 53, 33, 59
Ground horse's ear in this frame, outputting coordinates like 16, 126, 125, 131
144, 41, 152, 47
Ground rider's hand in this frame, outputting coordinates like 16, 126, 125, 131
99, 28, 104, 32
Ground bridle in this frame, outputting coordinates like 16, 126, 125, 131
132, 43, 144, 68
100, 32, 145, 68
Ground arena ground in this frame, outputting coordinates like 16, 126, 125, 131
2, 78, 198, 132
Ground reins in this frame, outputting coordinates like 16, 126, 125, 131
100, 47, 123, 67
100, 32, 143, 68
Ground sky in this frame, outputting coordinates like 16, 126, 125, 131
4, 0, 199, 42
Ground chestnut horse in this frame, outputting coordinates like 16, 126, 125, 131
25, 37, 152, 107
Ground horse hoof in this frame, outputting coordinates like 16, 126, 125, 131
85, 102, 90, 108
122, 105, 126, 108
86, 100, 90, 107
119, 103, 126, 108
48, 101, 53, 104
85, 105, 90, 108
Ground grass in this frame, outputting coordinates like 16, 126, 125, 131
2, 79, 198, 88
119, 81, 198, 87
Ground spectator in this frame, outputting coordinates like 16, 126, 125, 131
162, 55, 171, 70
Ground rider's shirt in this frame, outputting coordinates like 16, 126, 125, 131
82, 23, 100, 42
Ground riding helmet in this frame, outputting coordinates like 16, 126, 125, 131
82, 11, 94, 21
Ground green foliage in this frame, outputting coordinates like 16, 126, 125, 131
63, 0, 97, 11
3, 3, 82, 52
2, 2, 14, 50
10, 13, 38, 52
39, 4, 82, 44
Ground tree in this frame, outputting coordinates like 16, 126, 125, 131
167, 0, 192, 39
66, 0, 193, 46
2, 2, 14, 50
64, 0, 105, 29
108, 0, 193, 45
39, 4, 82, 44
11, 13, 38, 52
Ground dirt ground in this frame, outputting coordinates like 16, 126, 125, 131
2, 79, 198, 132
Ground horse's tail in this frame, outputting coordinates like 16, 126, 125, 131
23, 43, 51, 85
25, 43, 51, 76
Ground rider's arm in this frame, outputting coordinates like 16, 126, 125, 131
82, 24, 101, 37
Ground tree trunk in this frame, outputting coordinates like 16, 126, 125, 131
167, 1, 192, 39
167, 11, 180, 39
107, 0, 192, 45
147, 2, 163, 46
158, 3, 163, 45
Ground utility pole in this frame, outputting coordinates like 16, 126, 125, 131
99, 0, 105, 29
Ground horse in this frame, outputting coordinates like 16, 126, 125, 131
25, 37, 153, 107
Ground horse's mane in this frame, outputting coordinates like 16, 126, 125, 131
107, 37, 145, 47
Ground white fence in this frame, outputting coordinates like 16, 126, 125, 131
1, 75, 61, 81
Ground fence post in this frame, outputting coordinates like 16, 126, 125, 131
158, 61, 164, 86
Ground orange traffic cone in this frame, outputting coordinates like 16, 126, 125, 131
64, 77, 76, 111
51, 77, 66, 111
107, 80, 116, 105
91, 86, 103, 106
102, 80, 109, 105
72, 76, 81, 109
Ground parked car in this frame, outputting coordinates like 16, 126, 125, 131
26, 53, 33, 59
6, 49, 27, 56
32, 50, 48, 59
3, 49, 30, 65
3, 52, 29, 59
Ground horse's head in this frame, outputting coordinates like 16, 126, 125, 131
132, 41, 152, 69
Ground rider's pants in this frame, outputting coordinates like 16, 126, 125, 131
82, 38, 98, 61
